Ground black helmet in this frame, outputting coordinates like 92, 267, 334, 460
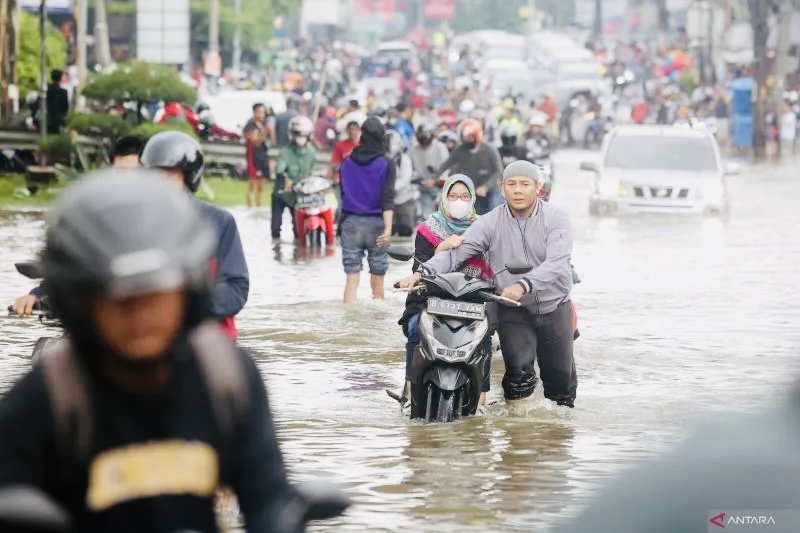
140, 130, 205, 193
500, 125, 518, 147
415, 121, 435, 146
43, 169, 217, 358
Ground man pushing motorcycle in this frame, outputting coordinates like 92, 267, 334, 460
395, 160, 577, 409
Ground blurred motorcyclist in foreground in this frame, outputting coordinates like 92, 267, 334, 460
556, 384, 800, 533
141, 131, 249, 340
0, 171, 295, 532
436, 119, 503, 215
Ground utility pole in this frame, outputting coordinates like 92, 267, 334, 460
93, 0, 112, 67
0, 0, 8, 121
74, 0, 87, 109
772, 0, 792, 158
528, 0, 537, 34
39, 0, 48, 140
749, 0, 770, 159
593, 0, 602, 40
209, 0, 219, 57
232, 0, 242, 73
657, 0, 669, 33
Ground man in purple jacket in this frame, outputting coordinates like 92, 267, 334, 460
396, 160, 577, 408
339, 117, 397, 304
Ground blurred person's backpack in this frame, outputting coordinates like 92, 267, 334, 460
37, 321, 249, 480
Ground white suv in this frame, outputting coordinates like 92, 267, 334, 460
583, 125, 738, 217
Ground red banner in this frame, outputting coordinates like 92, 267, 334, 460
423, 0, 456, 20
358, 0, 396, 14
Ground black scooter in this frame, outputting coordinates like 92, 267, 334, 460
0, 481, 350, 533
388, 246, 532, 423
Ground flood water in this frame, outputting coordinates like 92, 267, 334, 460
1, 149, 798, 532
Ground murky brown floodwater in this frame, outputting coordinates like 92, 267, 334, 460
1, 149, 798, 532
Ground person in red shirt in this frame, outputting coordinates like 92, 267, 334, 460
243, 103, 272, 208
329, 121, 361, 183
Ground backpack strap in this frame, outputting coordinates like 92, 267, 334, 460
188, 321, 249, 439
37, 322, 247, 479
39, 338, 93, 475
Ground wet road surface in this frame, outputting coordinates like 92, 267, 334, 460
1, 149, 798, 532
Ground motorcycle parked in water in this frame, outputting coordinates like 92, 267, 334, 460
388, 246, 533, 423
7, 261, 62, 364
0, 481, 350, 533
294, 176, 337, 248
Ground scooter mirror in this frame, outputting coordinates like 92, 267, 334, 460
504, 260, 533, 275
387, 245, 414, 262
0, 486, 74, 532
15, 261, 44, 280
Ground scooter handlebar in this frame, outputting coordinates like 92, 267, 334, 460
478, 291, 522, 307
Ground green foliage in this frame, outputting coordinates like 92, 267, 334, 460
83, 62, 197, 104
679, 71, 698, 95
453, 0, 526, 33
38, 134, 73, 161
67, 112, 132, 137
17, 11, 69, 98
189, 0, 301, 54
130, 122, 198, 141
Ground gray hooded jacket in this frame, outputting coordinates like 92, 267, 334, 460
423, 201, 573, 314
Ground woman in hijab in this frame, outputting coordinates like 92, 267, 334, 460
389, 174, 494, 413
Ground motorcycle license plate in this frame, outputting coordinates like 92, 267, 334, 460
427, 298, 485, 320
295, 193, 324, 209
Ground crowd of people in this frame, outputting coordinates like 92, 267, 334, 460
1, 118, 577, 530
3, 26, 798, 533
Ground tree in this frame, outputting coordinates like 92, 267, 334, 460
106, 0, 302, 58
83, 61, 196, 104
17, 11, 68, 97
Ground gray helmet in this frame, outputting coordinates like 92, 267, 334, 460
385, 129, 404, 158
43, 170, 217, 337
140, 131, 205, 193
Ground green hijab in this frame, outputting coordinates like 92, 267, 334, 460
429, 174, 478, 236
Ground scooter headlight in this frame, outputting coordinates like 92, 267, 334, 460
419, 312, 489, 363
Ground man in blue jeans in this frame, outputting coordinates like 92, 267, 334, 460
339, 117, 397, 303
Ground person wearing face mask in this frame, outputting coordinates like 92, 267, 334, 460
390, 175, 494, 414
273, 115, 317, 241
396, 161, 578, 410
387, 130, 417, 237
409, 122, 449, 219
435, 119, 503, 215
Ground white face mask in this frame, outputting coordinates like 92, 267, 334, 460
294, 136, 308, 147
447, 199, 471, 220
